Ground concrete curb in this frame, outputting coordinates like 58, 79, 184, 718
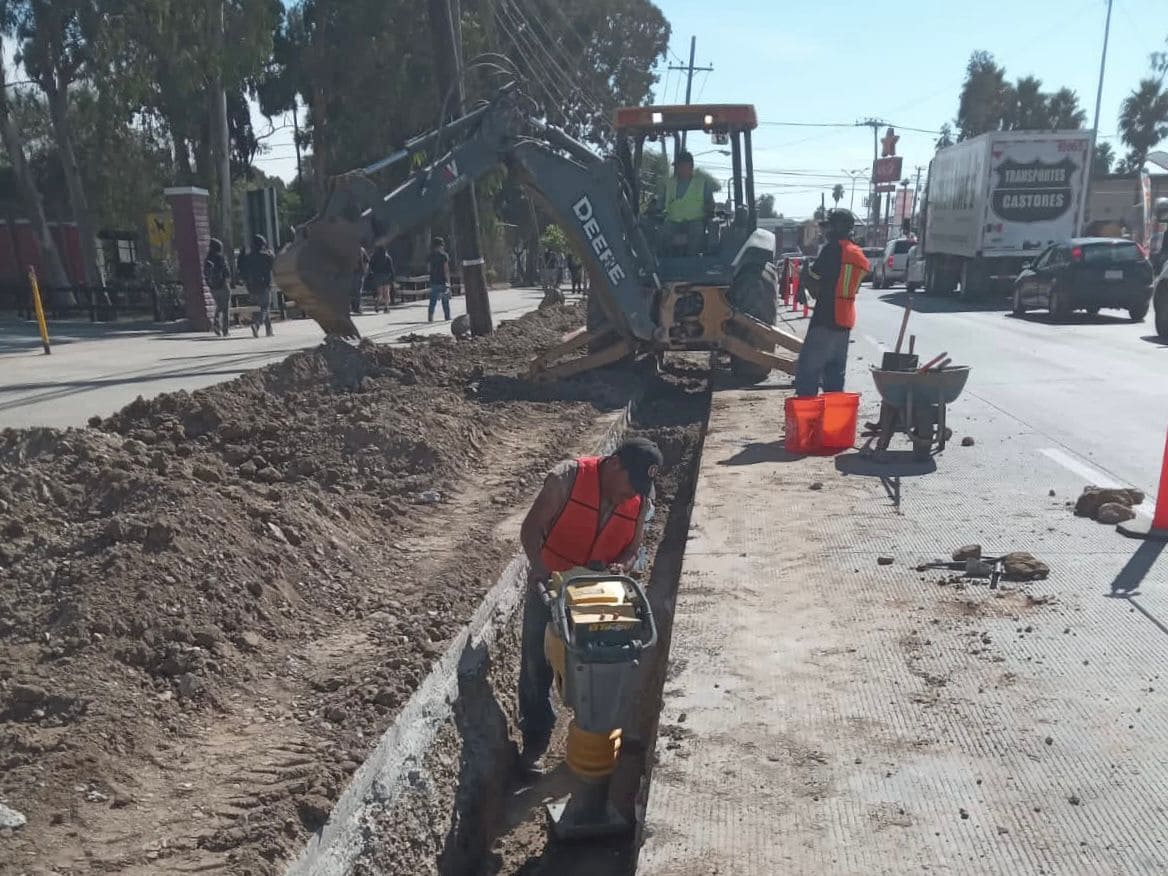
286, 398, 636, 876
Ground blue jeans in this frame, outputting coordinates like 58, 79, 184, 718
794, 325, 850, 397
428, 283, 451, 320
517, 583, 555, 753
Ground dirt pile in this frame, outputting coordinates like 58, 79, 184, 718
0, 304, 637, 874
1074, 485, 1144, 524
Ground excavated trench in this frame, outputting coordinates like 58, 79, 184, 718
333, 358, 711, 876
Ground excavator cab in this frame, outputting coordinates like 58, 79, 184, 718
602, 104, 788, 380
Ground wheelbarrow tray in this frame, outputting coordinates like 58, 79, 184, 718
870, 366, 970, 409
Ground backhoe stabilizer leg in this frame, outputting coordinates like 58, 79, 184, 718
728, 311, 803, 354
528, 332, 633, 382
721, 334, 798, 375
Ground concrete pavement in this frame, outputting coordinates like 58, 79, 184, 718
0, 287, 546, 429
852, 287, 1168, 504
639, 286, 1168, 874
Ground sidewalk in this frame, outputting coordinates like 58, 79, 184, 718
0, 287, 545, 429
638, 366, 1168, 872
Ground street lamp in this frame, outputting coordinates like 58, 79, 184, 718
842, 168, 866, 212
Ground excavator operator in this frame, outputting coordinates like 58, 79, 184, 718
794, 208, 870, 397
516, 437, 663, 774
657, 150, 715, 256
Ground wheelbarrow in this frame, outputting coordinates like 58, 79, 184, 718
861, 365, 971, 462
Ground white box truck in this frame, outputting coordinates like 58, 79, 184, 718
921, 130, 1093, 295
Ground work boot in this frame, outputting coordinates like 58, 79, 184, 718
251, 322, 259, 338
212, 323, 221, 336
265, 328, 273, 337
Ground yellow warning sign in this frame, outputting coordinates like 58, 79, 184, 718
146, 212, 174, 253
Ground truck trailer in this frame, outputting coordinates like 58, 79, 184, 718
921, 129, 1093, 296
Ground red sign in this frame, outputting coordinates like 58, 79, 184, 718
872, 156, 903, 186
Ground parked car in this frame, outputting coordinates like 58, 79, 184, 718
872, 238, 915, 288
1012, 237, 1154, 323
1154, 257, 1168, 338
861, 246, 883, 283
905, 245, 925, 293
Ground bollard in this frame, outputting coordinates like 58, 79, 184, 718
1118, 428, 1168, 541
27, 266, 51, 355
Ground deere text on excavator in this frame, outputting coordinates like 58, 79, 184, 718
275, 86, 801, 381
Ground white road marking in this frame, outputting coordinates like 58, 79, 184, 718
1039, 447, 1153, 518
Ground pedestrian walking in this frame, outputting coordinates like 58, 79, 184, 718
793, 209, 870, 396
352, 245, 369, 314
369, 244, 395, 312
427, 237, 452, 322
239, 234, 276, 338
203, 237, 231, 336
566, 251, 583, 295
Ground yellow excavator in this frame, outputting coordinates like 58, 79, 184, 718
274, 85, 801, 381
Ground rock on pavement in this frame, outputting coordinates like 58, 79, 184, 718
0, 802, 27, 829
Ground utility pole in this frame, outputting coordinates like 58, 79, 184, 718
1080, 0, 1113, 234
209, 0, 233, 260
910, 165, 924, 231
856, 118, 887, 237
427, 0, 493, 335
292, 106, 303, 189
668, 36, 713, 147
842, 168, 865, 212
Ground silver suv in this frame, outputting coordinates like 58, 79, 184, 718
872, 238, 915, 289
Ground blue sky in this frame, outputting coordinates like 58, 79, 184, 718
254, 0, 1167, 219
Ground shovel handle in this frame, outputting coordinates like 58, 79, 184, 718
894, 299, 913, 354
917, 351, 948, 372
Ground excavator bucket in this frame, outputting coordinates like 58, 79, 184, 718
273, 171, 384, 339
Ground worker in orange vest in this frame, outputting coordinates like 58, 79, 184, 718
794, 209, 870, 396
516, 437, 663, 774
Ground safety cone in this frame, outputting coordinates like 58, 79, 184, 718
1117, 428, 1168, 541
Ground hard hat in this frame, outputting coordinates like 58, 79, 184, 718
825, 208, 857, 236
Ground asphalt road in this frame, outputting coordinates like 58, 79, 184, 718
0, 287, 547, 430
853, 282, 1168, 506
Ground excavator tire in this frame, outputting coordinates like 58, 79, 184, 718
728, 259, 779, 383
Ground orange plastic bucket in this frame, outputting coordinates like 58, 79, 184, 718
820, 392, 860, 451
784, 396, 824, 453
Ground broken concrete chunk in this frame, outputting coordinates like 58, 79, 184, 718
1001, 552, 1050, 582
952, 544, 982, 561
1075, 486, 1144, 519
0, 802, 26, 829
961, 436, 975, 447
1096, 502, 1136, 525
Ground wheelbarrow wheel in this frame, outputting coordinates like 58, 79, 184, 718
911, 406, 936, 462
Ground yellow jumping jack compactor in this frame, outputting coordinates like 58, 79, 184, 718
541, 568, 658, 839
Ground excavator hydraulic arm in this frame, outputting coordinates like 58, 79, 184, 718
274, 89, 659, 343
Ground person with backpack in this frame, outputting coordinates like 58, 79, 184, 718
203, 238, 231, 336
239, 234, 276, 338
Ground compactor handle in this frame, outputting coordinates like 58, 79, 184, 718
550, 573, 657, 660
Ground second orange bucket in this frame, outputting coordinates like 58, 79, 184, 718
784, 396, 824, 454
820, 392, 860, 451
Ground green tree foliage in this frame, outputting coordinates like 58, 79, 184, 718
1093, 141, 1115, 175
831, 184, 844, 207
956, 52, 1010, 140
539, 223, 569, 252
956, 53, 1085, 139
935, 123, 954, 150
1119, 77, 1168, 172
489, 0, 670, 147
755, 193, 776, 219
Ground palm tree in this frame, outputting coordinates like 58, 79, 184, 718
1047, 88, 1086, 130
1119, 78, 1168, 171
1093, 141, 1115, 175
831, 184, 844, 208
1007, 75, 1048, 130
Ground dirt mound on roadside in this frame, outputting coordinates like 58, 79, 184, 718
0, 303, 637, 874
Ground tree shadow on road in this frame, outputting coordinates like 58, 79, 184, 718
1008, 311, 1134, 327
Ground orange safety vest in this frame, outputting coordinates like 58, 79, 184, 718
541, 457, 642, 573
833, 241, 869, 329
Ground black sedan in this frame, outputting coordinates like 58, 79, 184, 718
1013, 238, 1154, 323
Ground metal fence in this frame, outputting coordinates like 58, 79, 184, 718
1, 278, 186, 324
